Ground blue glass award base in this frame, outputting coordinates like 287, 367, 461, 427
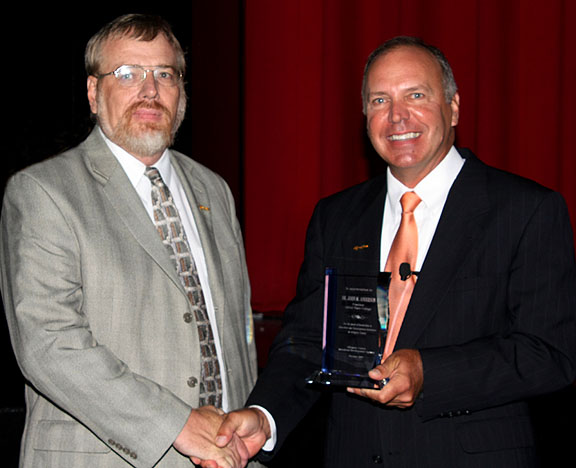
306, 268, 391, 389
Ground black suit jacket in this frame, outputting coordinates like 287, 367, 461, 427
248, 149, 576, 467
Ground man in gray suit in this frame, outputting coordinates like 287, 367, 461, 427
0, 14, 258, 468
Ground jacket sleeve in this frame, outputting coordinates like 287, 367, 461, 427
418, 190, 576, 420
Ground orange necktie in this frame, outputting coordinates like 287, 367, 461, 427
383, 191, 421, 359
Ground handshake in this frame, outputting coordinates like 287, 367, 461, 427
171, 349, 423, 467
173, 406, 271, 468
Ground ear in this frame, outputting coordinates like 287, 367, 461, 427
87, 76, 99, 115
450, 92, 460, 127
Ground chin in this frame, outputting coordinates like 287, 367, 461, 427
120, 127, 172, 157
380, 149, 420, 166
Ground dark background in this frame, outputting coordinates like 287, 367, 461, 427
5, 4, 245, 199
1, 3, 574, 467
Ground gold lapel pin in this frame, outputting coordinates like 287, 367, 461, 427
353, 244, 369, 251
198, 205, 210, 211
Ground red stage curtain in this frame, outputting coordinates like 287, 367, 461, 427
243, 0, 576, 313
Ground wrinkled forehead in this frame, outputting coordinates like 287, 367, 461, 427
99, 35, 179, 70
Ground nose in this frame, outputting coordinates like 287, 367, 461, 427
138, 72, 159, 99
388, 100, 409, 123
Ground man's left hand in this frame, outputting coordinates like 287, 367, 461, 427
347, 349, 424, 408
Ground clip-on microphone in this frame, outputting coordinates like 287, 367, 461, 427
399, 262, 418, 281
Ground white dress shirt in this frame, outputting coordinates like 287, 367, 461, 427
101, 131, 229, 410
380, 146, 465, 272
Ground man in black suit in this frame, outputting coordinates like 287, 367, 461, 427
211, 36, 576, 468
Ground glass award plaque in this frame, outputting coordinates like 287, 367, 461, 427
306, 267, 391, 389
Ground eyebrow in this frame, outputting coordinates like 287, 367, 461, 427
367, 91, 389, 98
368, 84, 432, 97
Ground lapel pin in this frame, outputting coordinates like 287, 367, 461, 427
198, 205, 210, 211
353, 244, 369, 251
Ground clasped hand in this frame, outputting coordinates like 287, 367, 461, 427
173, 406, 250, 468
175, 405, 270, 468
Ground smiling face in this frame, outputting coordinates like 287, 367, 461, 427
87, 34, 186, 165
365, 46, 460, 187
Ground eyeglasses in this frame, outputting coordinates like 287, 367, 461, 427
97, 65, 183, 88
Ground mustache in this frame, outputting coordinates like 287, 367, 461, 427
127, 100, 172, 117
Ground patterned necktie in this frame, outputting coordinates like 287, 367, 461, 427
145, 167, 222, 407
383, 191, 422, 359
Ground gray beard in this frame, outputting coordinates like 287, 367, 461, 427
113, 125, 172, 158
97, 93, 187, 159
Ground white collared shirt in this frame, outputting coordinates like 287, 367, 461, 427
101, 131, 229, 410
380, 146, 465, 272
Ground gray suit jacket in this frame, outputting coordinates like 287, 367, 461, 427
0, 129, 259, 467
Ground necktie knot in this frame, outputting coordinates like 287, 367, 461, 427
145, 166, 162, 184
400, 191, 421, 214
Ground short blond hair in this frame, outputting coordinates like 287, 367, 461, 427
85, 14, 186, 77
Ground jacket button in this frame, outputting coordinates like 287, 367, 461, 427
187, 376, 198, 388
183, 312, 193, 323
372, 455, 383, 464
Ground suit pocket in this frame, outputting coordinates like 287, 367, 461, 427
34, 420, 111, 454
457, 416, 535, 453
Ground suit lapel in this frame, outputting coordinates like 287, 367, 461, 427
82, 129, 183, 291
340, 176, 387, 276
170, 155, 226, 331
397, 153, 492, 348
85, 130, 227, 333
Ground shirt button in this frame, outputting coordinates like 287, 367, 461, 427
183, 312, 193, 323
187, 376, 198, 388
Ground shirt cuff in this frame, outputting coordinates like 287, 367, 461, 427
249, 405, 277, 452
